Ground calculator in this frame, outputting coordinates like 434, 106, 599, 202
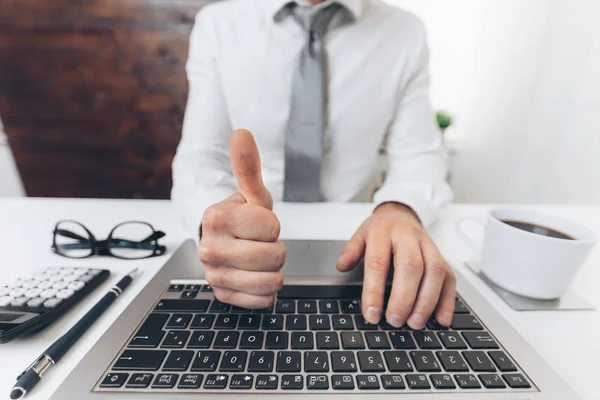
0, 266, 110, 343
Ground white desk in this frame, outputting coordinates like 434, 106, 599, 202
0, 198, 598, 399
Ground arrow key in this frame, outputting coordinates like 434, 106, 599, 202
230, 374, 254, 389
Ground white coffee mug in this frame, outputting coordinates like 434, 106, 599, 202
456, 208, 597, 299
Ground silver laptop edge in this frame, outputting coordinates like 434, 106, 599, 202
50, 239, 579, 399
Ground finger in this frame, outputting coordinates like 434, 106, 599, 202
361, 230, 392, 324
198, 239, 286, 272
228, 203, 281, 242
205, 265, 284, 296
229, 129, 272, 210
435, 267, 456, 326
385, 235, 423, 328
212, 286, 276, 309
336, 227, 366, 272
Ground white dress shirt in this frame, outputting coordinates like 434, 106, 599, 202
172, 0, 453, 236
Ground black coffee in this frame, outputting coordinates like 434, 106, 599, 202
501, 220, 574, 240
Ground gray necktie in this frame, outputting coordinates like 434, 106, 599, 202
284, 3, 343, 202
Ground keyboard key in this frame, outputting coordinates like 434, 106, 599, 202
414, 331, 442, 349
410, 351, 441, 372
191, 351, 221, 371
357, 374, 380, 390
190, 314, 215, 329
463, 331, 499, 349
277, 351, 301, 372
204, 374, 228, 389
354, 315, 377, 330
378, 374, 405, 391
220, 351, 248, 372
307, 374, 329, 389
309, 315, 331, 330
365, 332, 391, 349
100, 373, 128, 388
286, 315, 307, 330
406, 374, 431, 389
200, 284, 213, 292
291, 332, 314, 349
126, 373, 154, 388
331, 351, 357, 372
162, 350, 194, 371
463, 351, 496, 372
455, 298, 469, 313
230, 374, 253, 389
113, 350, 167, 371
437, 331, 467, 349
316, 331, 339, 349
265, 332, 288, 349
332, 374, 355, 389
275, 300, 295, 313
319, 300, 339, 313
255, 374, 278, 389
304, 351, 329, 372
379, 320, 404, 330
152, 373, 178, 388
341, 331, 365, 349
185, 284, 201, 291
213, 331, 239, 349
488, 351, 517, 371
188, 331, 214, 349
451, 314, 483, 330
129, 330, 164, 348
238, 314, 261, 329
358, 351, 385, 372
161, 330, 190, 348
180, 290, 198, 299
178, 374, 203, 389
248, 351, 275, 372
455, 374, 481, 389
332, 315, 354, 330
253, 306, 273, 314
166, 313, 192, 329
389, 331, 417, 349
240, 331, 264, 349
168, 284, 184, 292
281, 374, 303, 389
209, 299, 231, 313
230, 305, 251, 314
154, 299, 209, 312
436, 350, 469, 372
480, 373, 507, 388
262, 315, 284, 330
503, 373, 531, 388
297, 300, 317, 313
384, 351, 413, 372
426, 319, 449, 330
430, 374, 456, 389
340, 300, 361, 314
214, 314, 239, 329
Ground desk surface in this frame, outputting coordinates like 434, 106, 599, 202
0, 198, 597, 399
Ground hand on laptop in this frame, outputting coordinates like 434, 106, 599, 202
197, 129, 286, 309
337, 202, 456, 329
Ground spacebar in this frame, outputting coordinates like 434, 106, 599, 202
112, 350, 167, 371
277, 285, 362, 299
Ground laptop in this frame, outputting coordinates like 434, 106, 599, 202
51, 239, 578, 399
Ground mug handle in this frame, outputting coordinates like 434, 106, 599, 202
455, 215, 487, 253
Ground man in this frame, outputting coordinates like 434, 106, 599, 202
172, 0, 455, 330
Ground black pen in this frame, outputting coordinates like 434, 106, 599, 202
10, 269, 139, 400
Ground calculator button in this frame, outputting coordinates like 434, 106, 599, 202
56, 289, 75, 299
59, 267, 75, 275
68, 281, 85, 291
43, 298, 63, 308
46, 275, 62, 283
62, 274, 79, 283
40, 289, 58, 298
21, 280, 38, 289
100, 373, 129, 388
36, 280, 52, 289
0, 296, 13, 306
8, 279, 24, 288
11, 297, 30, 307
52, 281, 69, 290
9, 287, 26, 298
24, 288, 42, 298
0, 287, 9, 296
79, 274, 96, 283
88, 269, 102, 276
27, 298, 45, 307
73, 268, 89, 277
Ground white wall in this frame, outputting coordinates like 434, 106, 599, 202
387, 0, 600, 204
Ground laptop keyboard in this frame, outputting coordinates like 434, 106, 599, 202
95, 283, 534, 393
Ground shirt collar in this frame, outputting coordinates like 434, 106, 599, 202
268, 0, 363, 23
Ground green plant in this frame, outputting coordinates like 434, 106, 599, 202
436, 111, 453, 132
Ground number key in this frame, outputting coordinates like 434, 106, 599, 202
331, 351, 357, 372
357, 351, 385, 372
383, 351, 413, 372
219, 351, 248, 372
248, 351, 274, 372
410, 351, 441, 372
276, 351, 301, 372
188, 331, 214, 349
190, 351, 220, 372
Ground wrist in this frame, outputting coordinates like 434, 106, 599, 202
374, 202, 421, 224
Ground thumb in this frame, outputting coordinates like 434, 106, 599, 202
230, 129, 273, 210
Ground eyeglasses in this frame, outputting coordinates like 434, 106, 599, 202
52, 220, 166, 259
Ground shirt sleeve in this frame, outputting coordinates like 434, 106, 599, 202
171, 9, 236, 240
372, 21, 453, 227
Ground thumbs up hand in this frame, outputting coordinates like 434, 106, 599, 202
198, 129, 285, 309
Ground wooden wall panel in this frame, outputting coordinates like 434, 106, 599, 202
0, 0, 216, 198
